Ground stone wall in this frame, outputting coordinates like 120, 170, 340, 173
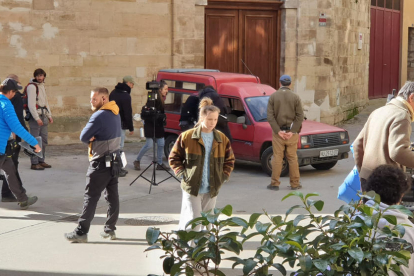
407, 28, 414, 81
281, 0, 370, 125
0, 0, 204, 144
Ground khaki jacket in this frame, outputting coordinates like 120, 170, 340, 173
354, 98, 414, 180
169, 126, 235, 197
267, 87, 304, 134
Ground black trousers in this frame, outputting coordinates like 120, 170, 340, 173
1, 145, 22, 198
0, 150, 27, 202
76, 160, 119, 235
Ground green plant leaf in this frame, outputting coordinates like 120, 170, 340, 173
272, 215, 283, 225
314, 200, 324, 211
146, 227, 160, 245
144, 245, 161, 252
382, 215, 398, 226
286, 241, 303, 252
256, 221, 271, 234
248, 213, 262, 227
220, 239, 242, 255
299, 255, 312, 272
208, 269, 226, 276
195, 251, 211, 262
206, 213, 220, 224
385, 205, 414, 218
215, 205, 232, 216
163, 257, 175, 274
282, 191, 304, 201
272, 263, 287, 276
186, 217, 208, 229
285, 205, 305, 217
360, 205, 374, 216
293, 214, 307, 227
313, 259, 328, 272
170, 262, 183, 276
348, 247, 364, 263
242, 259, 258, 275
395, 224, 406, 237
185, 266, 194, 276
305, 192, 320, 200
228, 217, 248, 228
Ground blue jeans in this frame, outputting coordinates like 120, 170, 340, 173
136, 137, 165, 165
120, 129, 126, 150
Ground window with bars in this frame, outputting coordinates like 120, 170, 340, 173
371, 0, 400, 10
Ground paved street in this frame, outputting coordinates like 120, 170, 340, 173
0, 100, 386, 276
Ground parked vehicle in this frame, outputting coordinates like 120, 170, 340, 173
158, 69, 350, 176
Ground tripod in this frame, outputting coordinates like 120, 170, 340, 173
129, 106, 179, 194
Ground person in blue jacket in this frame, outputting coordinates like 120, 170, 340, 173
0, 78, 41, 209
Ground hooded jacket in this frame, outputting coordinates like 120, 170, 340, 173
354, 98, 414, 180
26, 79, 51, 121
109, 82, 134, 132
364, 200, 414, 276
0, 94, 38, 154
80, 101, 121, 161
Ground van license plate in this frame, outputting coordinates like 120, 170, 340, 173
319, 149, 339, 158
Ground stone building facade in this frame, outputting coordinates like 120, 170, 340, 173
0, 0, 204, 143
281, 0, 370, 125
0, 0, 370, 142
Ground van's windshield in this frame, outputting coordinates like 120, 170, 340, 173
245, 96, 270, 122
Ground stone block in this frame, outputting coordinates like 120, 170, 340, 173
91, 77, 117, 87
59, 77, 91, 86
83, 56, 108, 67
33, 0, 55, 10
75, 12, 99, 30
136, 67, 147, 78
37, 54, 60, 66
60, 55, 83, 66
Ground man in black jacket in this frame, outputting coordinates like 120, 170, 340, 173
1, 74, 27, 202
109, 76, 134, 177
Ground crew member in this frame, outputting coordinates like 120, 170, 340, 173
65, 87, 122, 243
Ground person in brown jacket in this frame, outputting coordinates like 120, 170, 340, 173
267, 75, 304, 191
354, 81, 414, 191
169, 97, 235, 231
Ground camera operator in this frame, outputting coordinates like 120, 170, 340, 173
133, 81, 170, 171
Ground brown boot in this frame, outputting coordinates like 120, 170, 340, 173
133, 160, 140, 170
39, 162, 52, 168
31, 164, 45, 170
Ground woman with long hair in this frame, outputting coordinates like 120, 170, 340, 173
169, 97, 235, 230
133, 81, 170, 170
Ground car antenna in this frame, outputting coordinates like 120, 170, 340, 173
241, 59, 260, 84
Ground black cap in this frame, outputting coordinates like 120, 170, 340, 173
1, 78, 22, 91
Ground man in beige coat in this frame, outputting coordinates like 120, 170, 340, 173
26, 68, 53, 170
354, 81, 414, 190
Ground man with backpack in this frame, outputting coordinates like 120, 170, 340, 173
24, 68, 53, 171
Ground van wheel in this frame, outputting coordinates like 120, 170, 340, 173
311, 161, 337, 171
164, 135, 178, 159
261, 146, 289, 177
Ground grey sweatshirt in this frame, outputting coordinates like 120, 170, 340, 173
26, 79, 52, 121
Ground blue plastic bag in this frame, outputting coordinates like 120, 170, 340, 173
337, 144, 361, 203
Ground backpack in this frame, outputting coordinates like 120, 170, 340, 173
22, 83, 39, 111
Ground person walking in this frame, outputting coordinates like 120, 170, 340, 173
266, 75, 304, 191
1, 74, 27, 202
109, 76, 135, 177
169, 97, 235, 231
64, 87, 122, 243
0, 78, 41, 209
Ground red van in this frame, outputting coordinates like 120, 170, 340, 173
158, 69, 350, 176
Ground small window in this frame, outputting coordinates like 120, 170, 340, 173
371, 0, 376, 6
386, 0, 392, 9
161, 79, 205, 91
164, 92, 182, 113
222, 97, 247, 124
394, 0, 400, 10
377, 0, 384, 7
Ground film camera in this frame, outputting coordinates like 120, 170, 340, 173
140, 80, 166, 125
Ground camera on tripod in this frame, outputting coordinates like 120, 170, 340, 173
141, 80, 166, 125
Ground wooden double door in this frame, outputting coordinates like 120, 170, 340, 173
205, 3, 281, 88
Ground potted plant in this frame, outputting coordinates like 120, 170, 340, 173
146, 192, 413, 276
